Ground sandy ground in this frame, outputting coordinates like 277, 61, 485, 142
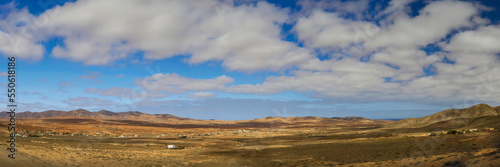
0, 127, 499, 167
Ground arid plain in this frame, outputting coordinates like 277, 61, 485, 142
1, 104, 499, 166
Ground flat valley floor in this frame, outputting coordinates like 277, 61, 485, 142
1, 126, 499, 167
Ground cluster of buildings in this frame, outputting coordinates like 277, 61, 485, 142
432, 128, 496, 136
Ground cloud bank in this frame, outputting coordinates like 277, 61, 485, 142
1, 0, 499, 107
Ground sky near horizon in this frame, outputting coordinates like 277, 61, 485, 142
1, 0, 500, 120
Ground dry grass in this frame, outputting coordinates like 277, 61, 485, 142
0, 117, 498, 166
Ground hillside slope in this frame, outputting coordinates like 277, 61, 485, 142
385, 103, 500, 129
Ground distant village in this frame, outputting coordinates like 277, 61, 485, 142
426, 128, 496, 137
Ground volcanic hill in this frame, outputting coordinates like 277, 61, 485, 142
385, 103, 500, 131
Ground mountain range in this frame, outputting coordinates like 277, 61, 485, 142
0, 109, 389, 125
2, 103, 499, 131
0, 109, 188, 120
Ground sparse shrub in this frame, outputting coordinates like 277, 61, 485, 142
443, 160, 464, 167
447, 130, 458, 134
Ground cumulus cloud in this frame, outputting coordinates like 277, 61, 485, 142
444, 25, 500, 54
295, 10, 377, 49
0, 4, 44, 60
224, 67, 500, 104
293, 0, 481, 81
225, 70, 398, 99
370, 47, 443, 80
135, 73, 234, 93
117, 0, 500, 105
367, 0, 480, 50
24, 0, 310, 71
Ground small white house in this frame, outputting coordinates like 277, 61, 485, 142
167, 145, 176, 149
469, 129, 478, 132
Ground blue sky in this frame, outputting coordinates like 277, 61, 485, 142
1, 0, 500, 120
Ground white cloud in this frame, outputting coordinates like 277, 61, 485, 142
295, 10, 378, 49
135, 73, 234, 93
224, 0, 500, 104
444, 25, 500, 54
299, 57, 397, 76
367, 0, 479, 50
431, 25, 500, 79
188, 92, 217, 99
27, 0, 310, 71
224, 66, 500, 104
0, 5, 44, 60
370, 47, 443, 80
123, 0, 500, 105
293, 0, 481, 82
225, 70, 397, 99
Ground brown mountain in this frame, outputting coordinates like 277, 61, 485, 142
0, 109, 391, 135
0, 109, 387, 125
0, 109, 192, 122
385, 103, 500, 130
